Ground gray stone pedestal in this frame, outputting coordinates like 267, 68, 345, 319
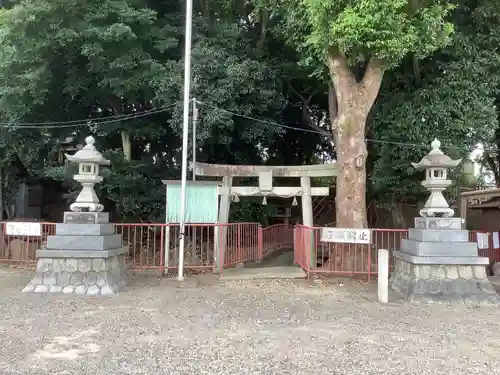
390, 218, 500, 305
22, 212, 131, 295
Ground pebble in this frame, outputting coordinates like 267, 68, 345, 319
0, 269, 498, 375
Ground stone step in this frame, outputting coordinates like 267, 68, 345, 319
56, 223, 114, 236
393, 250, 489, 265
37, 246, 128, 259
46, 234, 122, 251
219, 266, 306, 280
401, 239, 477, 257
408, 228, 469, 242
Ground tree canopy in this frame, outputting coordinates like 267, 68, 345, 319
0, 0, 497, 226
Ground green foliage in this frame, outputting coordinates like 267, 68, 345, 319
281, 0, 454, 69
369, 0, 500, 204
99, 151, 166, 222
0, 0, 498, 226
229, 199, 278, 226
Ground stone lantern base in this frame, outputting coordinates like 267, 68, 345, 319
390, 257, 500, 305
390, 218, 500, 305
22, 212, 131, 295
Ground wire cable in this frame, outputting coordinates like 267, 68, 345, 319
196, 100, 327, 135
0, 102, 179, 128
196, 99, 492, 154
1, 97, 493, 154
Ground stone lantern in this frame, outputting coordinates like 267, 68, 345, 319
411, 139, 461, 218
65, 136, 110, 213
22, 135, 130, 296
389, 138, 500, 306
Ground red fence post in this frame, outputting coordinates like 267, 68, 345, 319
367, 242, 372, 281
159, 224, 165, 275
258, 225, 263, 261
218, 223, 223, 276
306, 226, 312, 279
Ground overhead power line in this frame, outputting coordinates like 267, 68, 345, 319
0, 97, 493, 154
0, 102, 179, 128
195, 100, 492, 154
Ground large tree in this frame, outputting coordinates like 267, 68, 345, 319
274, 0, 455, 227
0, 0, 303, 221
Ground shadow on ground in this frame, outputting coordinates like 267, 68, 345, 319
0, 266, 499, 375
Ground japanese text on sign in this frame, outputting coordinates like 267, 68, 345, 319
320, 227, 371, 244
5, 222, 42, 237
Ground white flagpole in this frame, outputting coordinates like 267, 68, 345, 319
177, 0, 194, 281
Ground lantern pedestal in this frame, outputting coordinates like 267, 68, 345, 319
390, 139, 500, 305
22, 212, 131, 295
390, 219, 500, 305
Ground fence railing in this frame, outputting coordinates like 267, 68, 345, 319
294, 226, 500, 279
261, 224, 294, 259
0, 222, 55, 264
220, 223, 261, 268
1, 221, 500, 277
468, 231, 500, 263
0, 222, 262, 272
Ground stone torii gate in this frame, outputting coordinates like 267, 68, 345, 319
192, 162, 337, 269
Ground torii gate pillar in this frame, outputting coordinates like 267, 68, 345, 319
192, 162, 337, 270
301, 176, 313, 227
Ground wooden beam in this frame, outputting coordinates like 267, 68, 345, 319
469, 200, 500, 208
459, 188, 500, 199
228, 186, 329, 197
193, 162, 337, 177
457, 188, 500, 229
162, 180, 221, 186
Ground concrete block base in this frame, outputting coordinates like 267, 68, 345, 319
22, 254, 131, 296
390, 257, 500, 306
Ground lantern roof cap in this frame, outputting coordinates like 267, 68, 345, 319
65, 136, 110, 165
411, 139, 461, 170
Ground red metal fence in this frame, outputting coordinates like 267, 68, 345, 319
261, 224, 294, 258
1, 221, 500, 277
0, 222, 261, 272
113, 222, 261, 271
294, 226, 500, 279
219, 224, 295, 270
468, 231, 500, 263
293, 226, 407, 279
0, 222, 55, 265
220, 223, 261, 268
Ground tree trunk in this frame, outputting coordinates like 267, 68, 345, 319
327, 55, 385, 229
335, 111, 369, 228
108, 97, 132, 162
257, 8, 268, 54
391, 197, 406, 228
121, 130, 132, 162
0, 166, 3, 221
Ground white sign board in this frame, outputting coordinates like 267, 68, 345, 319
5, 222, 42, 237
320, 227, 371, 244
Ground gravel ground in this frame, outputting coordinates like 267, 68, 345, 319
1, 267, 500, 375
